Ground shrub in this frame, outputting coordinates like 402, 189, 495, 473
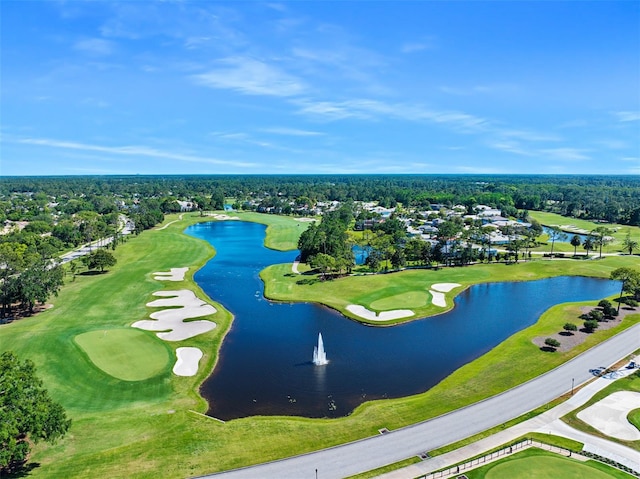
563, 323, 578, 333
545, 338, 560, 349
588, 309, 604, 322
584, 319, 599, 332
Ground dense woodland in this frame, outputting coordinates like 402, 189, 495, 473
1, 174, 639, 225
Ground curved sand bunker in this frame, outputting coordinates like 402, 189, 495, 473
173, 347, 203, 377
133, 290, 217, 341
577, 391, 640, 441
153, 267, 188, 281
429, 283, 460, 307
346, 304, 414, 321
204, 213, 239, 220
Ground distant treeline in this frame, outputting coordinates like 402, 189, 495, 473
1, 174, 639, 225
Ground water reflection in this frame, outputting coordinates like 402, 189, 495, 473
187, 221, 619, 420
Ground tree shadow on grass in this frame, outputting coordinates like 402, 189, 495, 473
3, 462, 41, 478
539, 346, 557, 353
79, 270, 107, 276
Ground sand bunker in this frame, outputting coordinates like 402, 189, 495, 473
153, 267, 188, 281
292, 260, 300, 274
295, 217, 317, 222
132, 290, 217, 341
346, 304, 414, 321
429, 291, 447, 307
428, 283, 460, 307
430, 283, 460, 293
204, 213, 239, 220
577, 391, 640, 441
173, 347, 203, 377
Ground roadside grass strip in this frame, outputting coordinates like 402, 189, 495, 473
577, 391, 640, 441
173, 347, 204, 377
133, 290, 217, 341
74, 329, 171, 381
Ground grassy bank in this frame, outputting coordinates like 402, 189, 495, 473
1, 213, 637, 478
263, 254, 640, 324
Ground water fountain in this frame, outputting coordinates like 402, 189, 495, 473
312, 332, 328, 366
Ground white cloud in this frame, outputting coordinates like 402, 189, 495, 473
613, 111, 640, 122
260, 127, 324, 136
74, 38, 114, 56
540, 148, 591, 162
16, 137, 257, 168
294, 98, 490, 132
192, 57, 306, 97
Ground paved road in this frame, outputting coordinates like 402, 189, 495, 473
202, 323, 640, 479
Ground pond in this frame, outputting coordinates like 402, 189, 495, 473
542, 226, 589, 243
186, 221, 619, 420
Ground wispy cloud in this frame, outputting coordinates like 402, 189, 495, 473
74, 38, 115, 56
260, 127, 324, 136
294, 98, 490, 132
540, 148, 591, 162
16, 137, 258, 168
613, 111, 640, 122
192, 57, 306, 97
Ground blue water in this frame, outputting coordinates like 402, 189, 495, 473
542, 226, 589, 243
186, 221, 619, 420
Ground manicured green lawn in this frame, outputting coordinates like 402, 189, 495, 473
1, 212, 638, 478
74, 328, 172, 381
263, 254, 640, 324
466, 448, 634, 479
528, 211, 640, 255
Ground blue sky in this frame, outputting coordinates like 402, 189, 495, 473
1, 1, 639, 176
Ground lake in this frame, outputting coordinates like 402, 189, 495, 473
186, 221, 619, 420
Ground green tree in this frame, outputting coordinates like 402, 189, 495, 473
563, 323, 578, 334
310, 253, 336, 279
583, 236, 594, 257
570, 235, 582, 256
82, 248, 117, 272
547, 226, 567, 257
622, 230, 638, 255
0, 351, 71, 473
16, 261, 64, 313
610, 267, 640, 312
591, 226, 612, 259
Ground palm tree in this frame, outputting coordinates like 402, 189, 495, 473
583, 236, 594, 257
622, 230, 639, 255
570, 235, 582, 256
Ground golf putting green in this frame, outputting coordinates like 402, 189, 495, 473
369, 291, 429, 310
74, 329, 171, 381
481, 454, 618, 479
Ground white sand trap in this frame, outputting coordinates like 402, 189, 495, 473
206, 213, 239, 220
429, 291, 447, 307
292, 261, 300, 274
430, 282, 460, 293
132, 290, 217, 341
153, 267, 188, 281
173, 347, 203, 377
346, 304, 414, 321
428, 283, 460, 307
295, 217, 317, 222
577, 391, 640, 441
